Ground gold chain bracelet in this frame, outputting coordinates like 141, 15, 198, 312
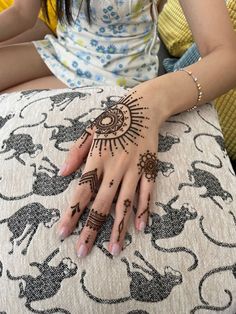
175, 68, 203, 112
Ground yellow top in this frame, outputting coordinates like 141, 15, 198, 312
0, 0, 57, 33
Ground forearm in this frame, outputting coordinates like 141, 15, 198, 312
144, 45, 236, 119
0, 6, 36, 42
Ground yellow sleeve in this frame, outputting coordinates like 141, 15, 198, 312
38, 0, 57, 34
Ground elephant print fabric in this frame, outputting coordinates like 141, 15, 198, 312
0, 86, 235, 314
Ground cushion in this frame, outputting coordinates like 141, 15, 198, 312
163, 43, 201, 72
0, 86, 235, 313
162, 43, 236, 161
158, 0, 236, 57
157, 0, 193, 57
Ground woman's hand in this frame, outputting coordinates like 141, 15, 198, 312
57, 81, 169, 258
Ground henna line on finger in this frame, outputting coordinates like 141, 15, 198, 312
117, 199, 131, 242
78, 168, 99, 194
86, 208, 108, 231
79, 130, 92, 148
71, 202, 81, 217
138, 193, 151, 219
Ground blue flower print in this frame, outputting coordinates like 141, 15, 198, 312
98, 27, 106, 34
96, 45, 106, 53
107, 44, 117, 54
76, 68, 83, 76
120, 44, 129, 54
84, 71, 92, 79
102, 6, 119, 24
72, 61, 78, 68
108, 24, 126, 35
115, 0, 125, 5
90, 39, 98, 47
95, 74, 103, 82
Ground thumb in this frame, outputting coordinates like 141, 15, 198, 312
59, 129, 94, 176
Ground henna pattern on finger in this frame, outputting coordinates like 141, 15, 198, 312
79, 129, 92, 148
86, 208, 108, 231
117, 199, 131, 242
137, 150, 158, 182
89, 92, 149, 156
138, 193, 151, 219
78, 168, 99, 193
70, 202, 81, 217
109, 180, 114, 188
85, 235, 91, 244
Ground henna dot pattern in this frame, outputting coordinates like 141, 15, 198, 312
86, 209, 108, 231
90, 92, 149, 156
137, 150, 158, 182
70, 202, 80, 217
117, 199, 131, 241
109, 180, 114, 188
85, 235, 91, 244
79, 129, 92, 149
78, 168, 99, 193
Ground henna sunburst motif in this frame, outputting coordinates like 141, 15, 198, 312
137, 150, 158, 182
89, 92, 149, 156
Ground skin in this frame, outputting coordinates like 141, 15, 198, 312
0, 0, 236, 258
0, 18, 54, 46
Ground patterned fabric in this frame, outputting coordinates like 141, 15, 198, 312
215, 89, 236, 160
0, 86, 235, 313
0, 0, 57, 34
33, 0, 160, 88
162, 42, 236, 161
162, 43, 200, 73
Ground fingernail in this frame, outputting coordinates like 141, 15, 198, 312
138, 221, 146, 232
58, 163, 68, 176
77, 244, 88, 258
58, 227, 68, 240
111, 243, 121, 256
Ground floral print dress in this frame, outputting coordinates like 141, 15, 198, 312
33, 0, 160, 88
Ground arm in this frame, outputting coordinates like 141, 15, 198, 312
150, 0, 236, 118
0, 0, 41, 42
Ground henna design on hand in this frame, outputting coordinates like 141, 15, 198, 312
117, 199, 131, 241
71, 202, 81, 217
137, 150, 158, 182
109, 180, 114, 188
78, 168, 99, 193
79, 129, 92, 148
85, 235, 91, 244
89, 92, 149, 156
86, 208, 108, 231
138, 193, 151, 219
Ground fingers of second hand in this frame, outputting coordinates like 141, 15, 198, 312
76, 177, 121, 258
57, 165, 101, 241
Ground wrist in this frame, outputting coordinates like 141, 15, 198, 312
134, 79, 174, 126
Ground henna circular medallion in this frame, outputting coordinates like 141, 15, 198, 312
137, 150, 158, 182
93, 104, 130, 137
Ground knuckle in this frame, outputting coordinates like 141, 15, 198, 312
92, 196, 110, 212
75, 183, 91, 198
